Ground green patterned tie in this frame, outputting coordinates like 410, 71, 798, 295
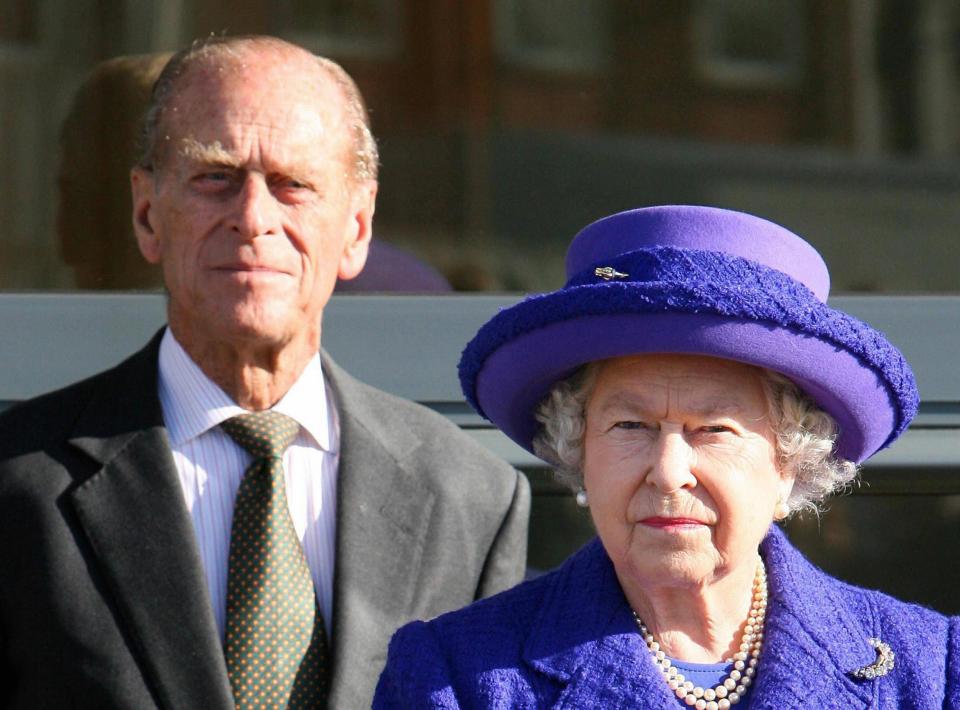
221, 411, 329, 708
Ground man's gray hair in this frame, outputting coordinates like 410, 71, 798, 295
136, 35, 379, 182
533, 362, 858, 517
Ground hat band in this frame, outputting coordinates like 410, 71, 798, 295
567, 245, 821, 304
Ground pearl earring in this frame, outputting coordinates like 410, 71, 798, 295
775, 497, 790, 519
575, 488, 589, 507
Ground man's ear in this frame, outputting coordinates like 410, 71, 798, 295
131, 167, 162, 264
338, 180, 377, 281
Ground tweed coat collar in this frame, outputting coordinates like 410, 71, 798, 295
523, 527, 884, 709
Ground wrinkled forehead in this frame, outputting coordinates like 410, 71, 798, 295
158, 46, 350, 158
590, 354, 770, 415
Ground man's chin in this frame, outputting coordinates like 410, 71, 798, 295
168, 296, 320, 352
218, 313, 297, 345
180, 312, 282, 344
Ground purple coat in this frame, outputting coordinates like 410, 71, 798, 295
374, 526, 960, 709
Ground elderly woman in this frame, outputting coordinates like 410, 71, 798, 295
374, 206, 959, 708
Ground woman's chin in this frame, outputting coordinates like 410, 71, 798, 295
619, 545, 718, 590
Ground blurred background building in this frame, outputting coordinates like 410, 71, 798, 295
1, 0, 959, 292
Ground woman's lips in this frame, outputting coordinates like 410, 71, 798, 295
640, 516, 707, 530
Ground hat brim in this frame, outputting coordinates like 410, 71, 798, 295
460, 284, 917, 464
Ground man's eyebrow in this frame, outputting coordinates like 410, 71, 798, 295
176, 137, 320, 182
178, 138, 241, 166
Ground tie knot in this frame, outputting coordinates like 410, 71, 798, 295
221, 411, 300, 460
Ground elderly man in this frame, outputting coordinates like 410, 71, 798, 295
0, 36, 528, 709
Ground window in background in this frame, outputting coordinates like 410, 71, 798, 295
277, 0, 402, 58
494, 0, 610, 74
694, 0, 805, 86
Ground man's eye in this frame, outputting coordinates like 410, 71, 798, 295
276, 178, 311, 191
190, 171, 239, 194
193, 171, 232, 185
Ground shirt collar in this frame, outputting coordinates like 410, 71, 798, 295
158, 328, 334, 452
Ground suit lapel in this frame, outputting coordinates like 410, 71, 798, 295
67, 334, 233, 709
322, 355, 436, 708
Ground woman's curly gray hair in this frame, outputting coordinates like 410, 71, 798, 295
532, 362, 858, 517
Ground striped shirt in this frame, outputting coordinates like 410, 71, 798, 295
157, 328, 339, 637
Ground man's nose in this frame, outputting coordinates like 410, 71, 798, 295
229, 175, 281, 239
646, 430, 696, 493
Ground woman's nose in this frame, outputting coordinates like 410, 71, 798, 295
646, 430, 696, 493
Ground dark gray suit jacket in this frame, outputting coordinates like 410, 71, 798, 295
0, 332, 529, 708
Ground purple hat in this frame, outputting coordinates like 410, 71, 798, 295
459, 206, 918, 464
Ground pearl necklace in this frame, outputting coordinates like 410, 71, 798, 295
632, 560, 768, 710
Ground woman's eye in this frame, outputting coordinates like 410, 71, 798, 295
701, 425, 733, 434
612, 421, 648, 431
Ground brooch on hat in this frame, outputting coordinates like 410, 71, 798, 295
594, 266, 629, 281
850, 637, 895, 679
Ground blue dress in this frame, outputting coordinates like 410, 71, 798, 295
374, 526, 960, 709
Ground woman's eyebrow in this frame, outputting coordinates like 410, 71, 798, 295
684, 400, 745, 417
